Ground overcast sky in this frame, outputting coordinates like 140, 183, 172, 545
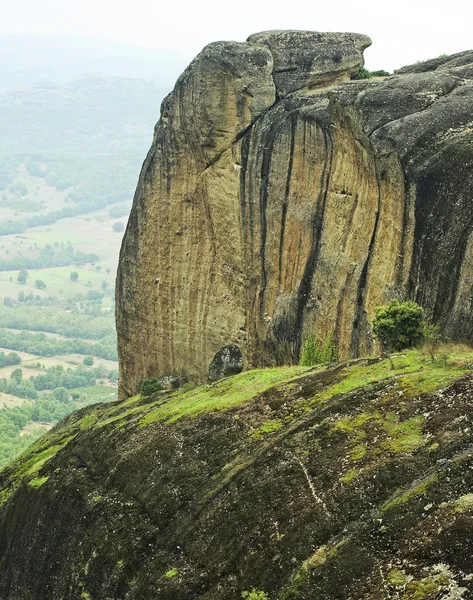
3, 0, 472, 72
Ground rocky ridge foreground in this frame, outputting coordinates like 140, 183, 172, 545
1, 349, 473, 599
117, 31, 473, 398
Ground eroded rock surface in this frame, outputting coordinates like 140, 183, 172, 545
2, 359, 473, 599
247, 30, 371, 94
116, 32, 473, 398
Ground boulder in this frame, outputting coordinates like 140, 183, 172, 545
247, 30, 371, 95
208, 344, 243, 381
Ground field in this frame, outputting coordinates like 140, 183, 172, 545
0, 71, 158, 469
0, 205, 126, 468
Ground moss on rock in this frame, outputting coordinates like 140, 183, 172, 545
1, 351, 473, 598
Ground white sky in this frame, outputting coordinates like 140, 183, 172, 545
3, 0, 473, 72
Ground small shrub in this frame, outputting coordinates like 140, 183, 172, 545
300, 332, 338, 366
371, 69, 390, 77
351, 67, 371, 80
422, 321, 442, 360
372, 300, 424, 352
140, 378, 163, 397
241, 589, 270, 600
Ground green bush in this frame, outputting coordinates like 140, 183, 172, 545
351, 67, 371, 80
321, 333, 338, 363
242, 590, 270, 600
351, 67, 390, 80
300, 333, 321, 366
372, 300, 425, 352
300, 332, 338, 366
140, 378, 163, 397
371, 69, 390, 77
17, 269, 28, 284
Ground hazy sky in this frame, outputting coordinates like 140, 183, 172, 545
3, 0, 473, 72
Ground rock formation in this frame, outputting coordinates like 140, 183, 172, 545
2, 355, 473, 599
116, 31, 473, 399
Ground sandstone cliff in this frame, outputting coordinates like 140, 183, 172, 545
116, 31, 473, 399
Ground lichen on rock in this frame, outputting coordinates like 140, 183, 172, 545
2, 350, 473, 598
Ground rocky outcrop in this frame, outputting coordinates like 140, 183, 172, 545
2, 356, 473, 599
116, 32, 473, 398
208, 344, 243, 381
246, 31, 371, 94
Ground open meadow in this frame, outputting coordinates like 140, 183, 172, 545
0, 205, 125, 467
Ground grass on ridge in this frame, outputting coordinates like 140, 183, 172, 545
140, 366, 311, 427
313, 346, 473, 404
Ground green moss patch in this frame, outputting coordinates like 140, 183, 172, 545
79, 414, 97, 430
249, 419, 283, 441
340, 468, 359, 483
382, 414, 425, 454
333, 410, 425, 463
22, 435, 76, 477
314, 348, 473, 405
402, 575, 448, 599
333, 412, 379, 434
28, 476, 49, 488
453, 493, 473, 513
140, 366, 309, 427
387, 568, 407, 587
302, 538, 348, 570
349, 443, 367, 461
164, 568, 178, 579
0, 431, 76, 507
381, 474, 438, 512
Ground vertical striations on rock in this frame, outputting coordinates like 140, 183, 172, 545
116, 33, 473, 398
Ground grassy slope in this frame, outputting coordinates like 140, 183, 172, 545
4, 345, 473, 480
2, 347, 473, 599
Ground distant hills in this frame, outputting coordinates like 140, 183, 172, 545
0, 33, 188, 234
0, 72, 170, 233
0, 33, 189, 89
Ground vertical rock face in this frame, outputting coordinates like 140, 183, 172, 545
116, 32, 473, 398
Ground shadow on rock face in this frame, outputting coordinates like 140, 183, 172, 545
208, 345, 243, 382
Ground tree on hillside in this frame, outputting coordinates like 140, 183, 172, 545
53, 387, 69, 403
112, 221, 124, 233
422, 321, 443, 360
70, 271, 79, 282
83, 356, 94, 366
17, 269, 28, 284
35, 279, 46, 289
372, 300, 425, 352
10, 368, 23, 384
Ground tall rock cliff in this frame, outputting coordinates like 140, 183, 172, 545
116, 31, 473, 398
